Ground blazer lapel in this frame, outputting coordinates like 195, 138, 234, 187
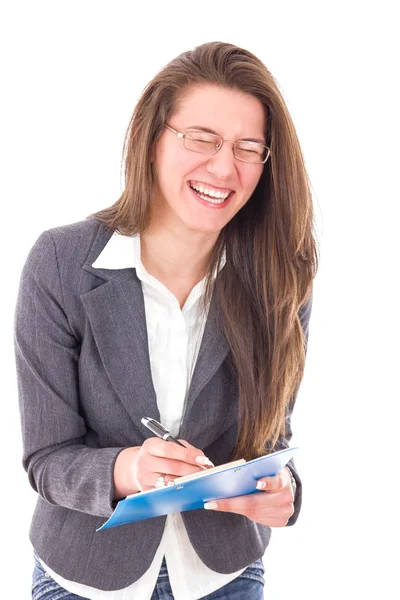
179, 286, 230, 439
80, 223, 159, 432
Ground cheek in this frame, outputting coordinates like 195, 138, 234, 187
180, 151, 210, 174
244, 167, 263, 194
233, 165, 259, 197
157, 146, 206, 185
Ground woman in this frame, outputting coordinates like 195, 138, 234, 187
14, 41, 317, 599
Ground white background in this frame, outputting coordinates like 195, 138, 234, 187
2, 1, 399, 598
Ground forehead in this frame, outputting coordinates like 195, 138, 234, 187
172, 84, 266, 139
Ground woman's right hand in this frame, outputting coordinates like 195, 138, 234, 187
113, 439, 214, 499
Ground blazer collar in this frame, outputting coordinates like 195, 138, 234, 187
80, 221, 232, 445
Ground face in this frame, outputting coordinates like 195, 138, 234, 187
150, 84, 266, 237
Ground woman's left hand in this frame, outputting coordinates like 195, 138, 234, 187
203, 467, 294, 527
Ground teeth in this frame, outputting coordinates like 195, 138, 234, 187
198, 193, 225, 204
190, 183, 231, 199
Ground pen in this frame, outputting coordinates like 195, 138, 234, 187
141, 417, 187, 447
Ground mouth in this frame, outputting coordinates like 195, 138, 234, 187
187, 181, 235, 209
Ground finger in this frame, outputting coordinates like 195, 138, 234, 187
140, 472, 176, 491
177, 439, 215, 469
204, 491, 292, 519
147, 456, 205, 479
152, 472, 175, 488
143, 457, 207, 489
205, 491, 283, 512
204, 492, 268, 515
256, 469, 289, 493
144, 437, 214, 467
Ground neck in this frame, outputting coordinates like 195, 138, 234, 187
140, 223, 218, 285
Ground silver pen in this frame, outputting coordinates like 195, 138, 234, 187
141, 417, 187, 447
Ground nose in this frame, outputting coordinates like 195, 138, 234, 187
205, 141, 237, 181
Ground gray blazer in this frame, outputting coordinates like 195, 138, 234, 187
13, 217, 312, 591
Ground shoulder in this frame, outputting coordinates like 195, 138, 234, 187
45, 216, 107, 252
28, 216, 110, 267
21, 217, 113, 290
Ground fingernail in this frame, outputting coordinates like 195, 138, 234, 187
196, 456, 214, 467
204, 502, 218, 510
256, 481, 267, 490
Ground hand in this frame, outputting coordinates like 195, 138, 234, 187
203, 467, 295, 527
128, 438, 213, 493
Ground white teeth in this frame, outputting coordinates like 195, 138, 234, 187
190, 185, 228, 204
190, 183, 231, 199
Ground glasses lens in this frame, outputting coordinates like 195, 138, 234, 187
184, 130, 220, 154
184, 129, 269, 163
235, 141, 268, 163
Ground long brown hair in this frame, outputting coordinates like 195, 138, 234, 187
89, 41, 318, 461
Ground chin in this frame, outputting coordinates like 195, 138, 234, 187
182, 215, 227, 234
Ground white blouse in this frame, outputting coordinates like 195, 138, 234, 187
38, 230, 246, 599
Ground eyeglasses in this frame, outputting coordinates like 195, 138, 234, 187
164, 124, 271, 164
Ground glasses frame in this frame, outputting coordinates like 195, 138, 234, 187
164, 124, 271, 164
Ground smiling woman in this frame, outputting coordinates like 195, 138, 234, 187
14, 41, 318, 599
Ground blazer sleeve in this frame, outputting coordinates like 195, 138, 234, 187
13, 231, 125, 518
273, 291, 313, 527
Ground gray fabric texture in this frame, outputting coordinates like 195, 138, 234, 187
13, 217, 312, 591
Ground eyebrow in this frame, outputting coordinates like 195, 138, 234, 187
187, 125, 266, 145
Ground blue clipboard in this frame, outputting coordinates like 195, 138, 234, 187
97, 446, 297, 531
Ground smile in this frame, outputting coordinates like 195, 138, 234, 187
187, 181, 235, 209
188, 180, 234, 199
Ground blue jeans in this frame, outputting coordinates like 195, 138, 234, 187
32, 550, 265, 599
